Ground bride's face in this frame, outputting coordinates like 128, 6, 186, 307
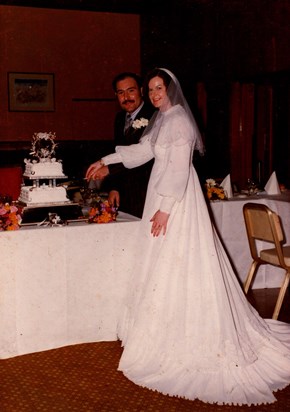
148, 76, 171, 111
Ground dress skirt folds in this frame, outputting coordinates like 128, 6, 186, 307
103, 105, 290, 406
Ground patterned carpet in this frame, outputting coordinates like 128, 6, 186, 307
0, 288, 289, 412
0, 341, 290, 412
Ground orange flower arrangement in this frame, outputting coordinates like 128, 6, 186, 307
88, 197, 118, 224
205, 179, 227, 201
0, 196, 22, 231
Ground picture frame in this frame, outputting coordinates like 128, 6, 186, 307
8, 72, 55, 112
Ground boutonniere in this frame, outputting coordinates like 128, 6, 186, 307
132, 117, 149, 129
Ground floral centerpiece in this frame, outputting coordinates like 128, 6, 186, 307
205, 179, 227, 201
0, 196, 23, 231
88, 196, 118, 224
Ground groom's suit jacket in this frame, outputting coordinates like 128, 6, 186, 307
104, 102, 155, 218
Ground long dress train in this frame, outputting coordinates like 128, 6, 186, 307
103, 105, 290, 406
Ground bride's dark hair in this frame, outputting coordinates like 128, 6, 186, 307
141, 67, 204, 154
143, 68, 172, 100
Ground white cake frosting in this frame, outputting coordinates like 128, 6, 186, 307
19, 132, 70, 206
23, 159, 65, 178
19, 185, 69, 205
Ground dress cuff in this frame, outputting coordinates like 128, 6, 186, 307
102, 152, 122, 165
159, 196, 176, 214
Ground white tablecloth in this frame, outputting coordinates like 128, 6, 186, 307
0, 212, 140, 359
209, 193, 290, 289
2, 195, 289, 359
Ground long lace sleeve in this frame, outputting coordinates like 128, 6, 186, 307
155, 136, 192, 214
102, 152, 122, 165
116, 138, 154, 168
102, 138, 154, 168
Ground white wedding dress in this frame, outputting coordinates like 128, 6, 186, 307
103, 105, 290, 406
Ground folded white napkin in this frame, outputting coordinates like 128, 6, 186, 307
220, 174, 233, 198
264, 171, 281, 195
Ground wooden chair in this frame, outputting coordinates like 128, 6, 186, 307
243, 202, 290, 320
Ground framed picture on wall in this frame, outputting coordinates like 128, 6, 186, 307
8, 72, 55, 111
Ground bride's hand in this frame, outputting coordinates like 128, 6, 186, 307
85, 160, 105, 180
150, 210, 170, 237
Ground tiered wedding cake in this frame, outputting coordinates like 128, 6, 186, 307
18, 132, 70, 205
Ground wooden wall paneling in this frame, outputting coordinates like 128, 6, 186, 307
272, 82, 290, 187
255, 84, 273, 186
241, 83, 255, 188
229, 82, 255, 190
0, 6, 140, 142
196, 82, 207, 133
229, 82, 242, 188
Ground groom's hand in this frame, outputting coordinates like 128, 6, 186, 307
108, 190, 120, 209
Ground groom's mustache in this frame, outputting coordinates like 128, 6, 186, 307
122, 99, 135, 104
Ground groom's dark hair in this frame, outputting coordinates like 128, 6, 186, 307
112, 72, 143, 92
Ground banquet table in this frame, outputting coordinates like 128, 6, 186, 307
3, 195, 289, 360
209, 192, 290, 289
0, 212, 140, 359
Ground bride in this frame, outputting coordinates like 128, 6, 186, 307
86, 68, 290, 406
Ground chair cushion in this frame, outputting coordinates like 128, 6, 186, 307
260, 245, 290, 267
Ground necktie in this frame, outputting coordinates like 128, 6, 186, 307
124, 113, 132, 133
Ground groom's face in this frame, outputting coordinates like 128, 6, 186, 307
115, 77, 143, 114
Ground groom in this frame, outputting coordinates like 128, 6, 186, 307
100, 72, 155, 218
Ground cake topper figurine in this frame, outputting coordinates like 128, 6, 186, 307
30, 132, 57, 160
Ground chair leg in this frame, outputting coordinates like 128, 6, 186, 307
272, 271, 290, 320
244, 261, 259, 294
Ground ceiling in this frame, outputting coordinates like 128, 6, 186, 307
0, 0, 217, 14
0, 1, 270, 21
